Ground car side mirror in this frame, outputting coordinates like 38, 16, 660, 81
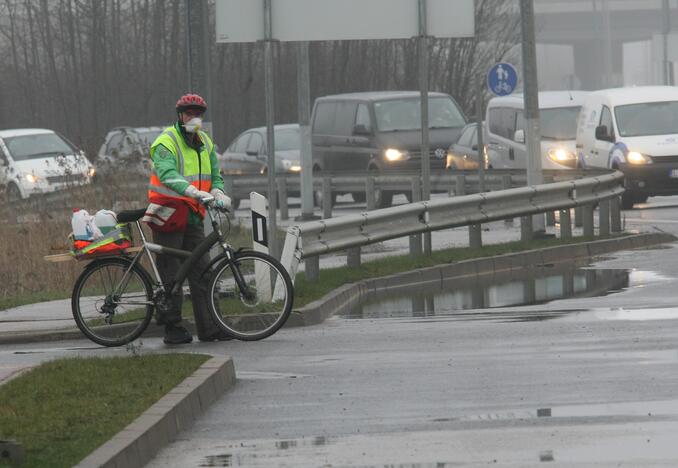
513, 129, 525, 144
595, 125, 614, 142
246, 150, 258, 157
353, 124, 371, 136
471, 144, 478, 151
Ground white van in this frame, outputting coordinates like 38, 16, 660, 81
0, 128, 95, 201
486, 91, 589, 170
576, 86, 678, 209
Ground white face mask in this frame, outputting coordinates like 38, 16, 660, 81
184, 117, 203, 133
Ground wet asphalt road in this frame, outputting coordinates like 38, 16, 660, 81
7, 196, 678, 467
140, 239, 678, 467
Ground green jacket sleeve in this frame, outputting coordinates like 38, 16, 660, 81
209, 147, 225, 193
152, 144, 192, 195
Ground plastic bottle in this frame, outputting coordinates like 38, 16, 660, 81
71, 208, 103, 241
71, 209, 91, 241
94, 209, 118, 235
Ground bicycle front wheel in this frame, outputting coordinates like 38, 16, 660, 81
72, 257, 154, 347
208, 250, 294, 341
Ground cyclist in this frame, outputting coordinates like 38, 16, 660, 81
144, 93, 232, 344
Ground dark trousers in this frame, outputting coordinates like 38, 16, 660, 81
152, 223, 221, 340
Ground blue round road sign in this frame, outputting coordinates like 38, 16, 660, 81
487, 63, 518, 96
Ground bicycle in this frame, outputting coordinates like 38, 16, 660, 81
70, 196, 294, 347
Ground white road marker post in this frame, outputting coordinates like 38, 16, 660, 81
250, 192, 272, 301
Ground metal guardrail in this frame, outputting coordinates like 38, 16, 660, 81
279, 171, 625, 282
0, 169, 610, 224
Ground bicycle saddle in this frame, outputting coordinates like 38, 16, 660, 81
116, 208, 147, 223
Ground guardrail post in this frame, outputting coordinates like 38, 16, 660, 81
599, 199, 610, 236
502, 175, 514, 226
559, 208, 572, 239
322, 176, 332, 219
455, 175, 466, 196
409, 178, 422, 255
366, 177, 376, 211
469, 224, 482, 249
583, 204, 595, 237
574, 206, 583, 227
521, 215, 533, 242
347, 247, 361, 268
610, 196, 622, 232
278, 177, 289, 221
305, 256, 320, 282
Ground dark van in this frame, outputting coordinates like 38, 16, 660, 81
311, 91, 467, 207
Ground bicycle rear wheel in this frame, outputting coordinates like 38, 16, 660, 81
72, 257, 154, 347
207, 250, 294, 341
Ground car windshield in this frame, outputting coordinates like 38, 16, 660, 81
540, 107, 581, 140
138, 129, 162, 145
615, 101, 678, 137
5, 133, 76, 161
374, 97, 466, 132
274, 128, 300, 151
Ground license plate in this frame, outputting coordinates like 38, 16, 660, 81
671, 169, 678, 179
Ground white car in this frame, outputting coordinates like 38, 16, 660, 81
486, 91, 589, 170
577, 86, 678, 209
0, 128, 95, 201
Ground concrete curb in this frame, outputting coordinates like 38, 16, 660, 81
2, 232, 675, 346
291, 232, 677, 324
73, 355, 236, 468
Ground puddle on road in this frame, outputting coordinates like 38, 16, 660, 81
340, 262, 671, 322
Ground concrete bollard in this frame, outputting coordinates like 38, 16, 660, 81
366, 177, 376, 211
611, 196, 622, 232
409, 178, 422, 256
469, 224, 482, 249
347, 247, 361, 268
305, 256, 320, 282
599, 199, 610, 236
322, 176, 332, 219
559, 208, 572, 239
278, 178, 289, 221
520, 215, 533, 242
583, 204, 595, 237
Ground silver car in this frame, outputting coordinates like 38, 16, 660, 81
220, 124, 301, 176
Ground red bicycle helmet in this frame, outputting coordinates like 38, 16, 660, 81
176, 93, 207, 111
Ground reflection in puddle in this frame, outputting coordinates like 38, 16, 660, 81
342, 262, 639, 320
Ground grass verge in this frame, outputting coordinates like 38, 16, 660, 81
0, 353, 210, 468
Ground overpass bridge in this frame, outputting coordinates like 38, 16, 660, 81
534, 0, 678, 89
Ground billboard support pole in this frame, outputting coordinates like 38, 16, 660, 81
263, 0, 279, 258
418, 0, 431, 255
519, 0, 545, 234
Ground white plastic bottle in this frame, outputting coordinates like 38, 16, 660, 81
94, 209, 118, 235
72, 209, 91, 240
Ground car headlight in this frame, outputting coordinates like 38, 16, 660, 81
289, 165, 302, 172
25, 173, 38, 184
547, 148, 576, 164
385, 148, 409, 162
88, 167, 96, 177
626, 151, 652, 165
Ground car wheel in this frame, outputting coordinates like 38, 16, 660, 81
621, 191, 636, 210
6, 183, 22, 203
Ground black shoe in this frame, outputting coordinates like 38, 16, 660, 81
163, 324, 193, 345
199, 329, 234, 342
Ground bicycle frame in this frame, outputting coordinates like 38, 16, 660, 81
120, 204, 242, 298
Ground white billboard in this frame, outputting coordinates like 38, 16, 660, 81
216, 0, 475, 43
